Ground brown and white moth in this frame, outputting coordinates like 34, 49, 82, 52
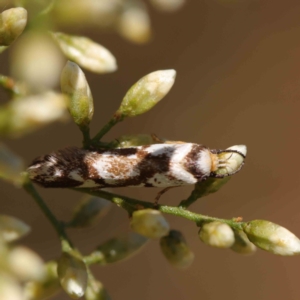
27, 143, 246, 189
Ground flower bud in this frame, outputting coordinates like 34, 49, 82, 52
130, 209, 170, 239
117, 3, 151, 44
24, 261, 61, 300
0, 145, 24, 185
69, 196, 112, 228
94, 232, 148, 264
0, 214, 30, 242
0, 92, 68, 137
57, 252, 88, 298
61, 61, 94, 128
199, 221, 235, 248
117, 70, 176, 118
215, 145, 247, 177
243, 220, 300, 256
160, 230, 194, 269
10, 32, 64, 91
8, 246, 45, 281
195, 177, 231, 197
0, 272, 23, 300
230, 230, 256, 255
0, 7, 27, 46
52, 32, 117, 73
85, 278, 111, 300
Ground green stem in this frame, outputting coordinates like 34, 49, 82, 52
73, 188, 244, 230
91, 114, 123, 142
80, 126, 91, 148
23, 176, 73, 248
178, 187, 207, 209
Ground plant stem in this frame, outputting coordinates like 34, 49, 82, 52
23, 176, 73, 248
91, 114, 123, 142
80, 125, 91, 148
74, 188, 244, 230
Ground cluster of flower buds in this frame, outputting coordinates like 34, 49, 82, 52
198, 219, 300, 256
130, 209, 195, 269
51, 0, 185, 44
0, 214, 49, 300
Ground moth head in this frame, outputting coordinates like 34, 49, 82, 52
209, 145, 247, 178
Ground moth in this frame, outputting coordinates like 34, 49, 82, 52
27, 143, 246, 189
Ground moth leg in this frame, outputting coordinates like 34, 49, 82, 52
151, 133, 165, 143
154, 186, 178, 207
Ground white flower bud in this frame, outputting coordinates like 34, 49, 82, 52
243, 220, 300, 256
160, 230, 194, 269
2, 92, 68, 137
8, 246, 45, 281
199, 221, 235, 248
10, 32, 64, 91
61, 61, 94, 128
230, 230, 256, 255
70, 196, 111, 228
24, 261, 61, 300
0, 272, 24, 300
57, 252, 88, 299
95, 232, 148, 264
117, 3, 151, 43
52, 32, 117, 73
85, 278, 111, 300
0, 7, 27, 46
215, 145, 247, 177
117, 70, 176, 118
130, 209, 170, 239
0, 215, 30, 242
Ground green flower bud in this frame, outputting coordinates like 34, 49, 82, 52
94, 232, 148, 264
243, 220, 300, 256
199, 221, 235, 248
130, 209, 170, 239
61, 61, 94, 129
24, 261, 61, 300
160, 230, 194, 269
52, 32, 117, 73
230, 230, 256, 255
0, 214, 30, 242
0, 8, 27, 46
195, 177, 231, 197
0, 144, 24, 185
69, 196, 112, 228
57, 252, 88, 299
116, 70, 176, 118
8, 246, 45, 281
215, 145, 247, 177
85, 277, 111, 300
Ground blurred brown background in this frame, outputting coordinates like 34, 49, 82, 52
2, 0, 300, 299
